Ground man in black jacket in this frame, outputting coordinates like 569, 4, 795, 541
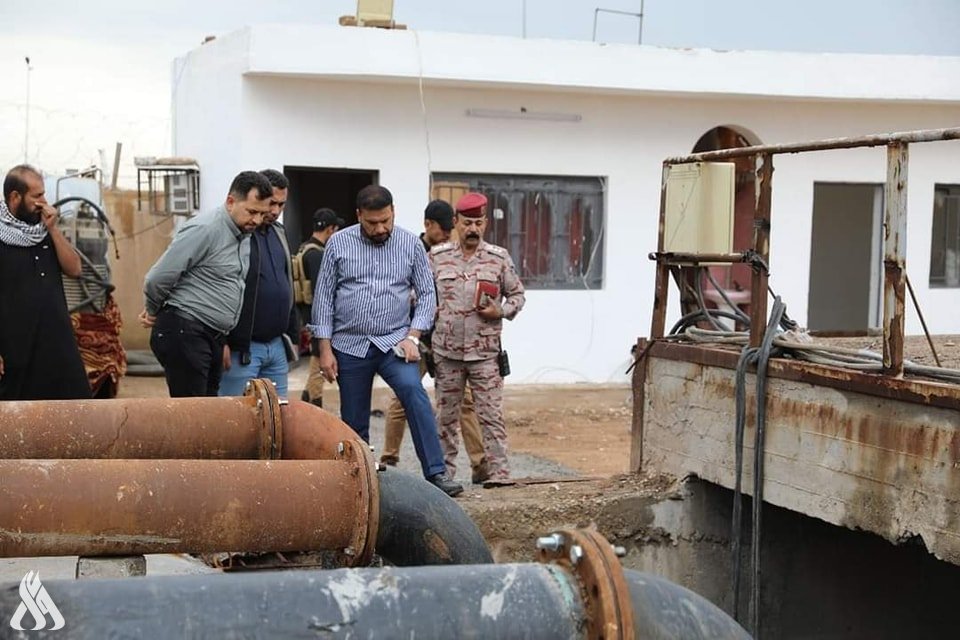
298, 208, 343, 407
218, 169, 298, 398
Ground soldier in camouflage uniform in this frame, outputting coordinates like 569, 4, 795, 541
430, 192, 526, 487
380, 200, 489, 484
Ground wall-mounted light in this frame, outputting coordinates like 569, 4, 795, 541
465, 107, 582, 123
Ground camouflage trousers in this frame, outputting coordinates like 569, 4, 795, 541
381, 357, 486, 474
435, 355, 509, 482
302, 355, 326, 406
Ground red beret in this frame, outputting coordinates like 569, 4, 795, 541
455, 192, 488, 218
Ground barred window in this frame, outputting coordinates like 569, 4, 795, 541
432, 174, 605, 289
929, 185, 960, 288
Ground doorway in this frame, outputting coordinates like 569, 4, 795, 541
808, 183, 883, 331
282, 167, 378, 249
689, 125, 762, 324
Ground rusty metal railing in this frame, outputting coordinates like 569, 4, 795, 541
650, 126, 960, 376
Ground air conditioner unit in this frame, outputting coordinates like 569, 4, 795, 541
165, 174, 194, 215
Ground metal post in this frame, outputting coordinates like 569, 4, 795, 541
883, 142, 908, 376
749, 153, 773, 348
23, 57, 31, 163
111, 142, 122, 190
650, 162, 670, 338
639, 0, 645, 44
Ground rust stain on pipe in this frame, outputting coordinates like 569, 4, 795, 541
0, 389, 362, 461
0, 397, 263, 459
0, 459, 362, 557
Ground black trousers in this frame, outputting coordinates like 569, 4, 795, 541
150, 308, 226, 397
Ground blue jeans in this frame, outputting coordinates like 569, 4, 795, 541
218, 336, 289, 398
335, 344, 446, 479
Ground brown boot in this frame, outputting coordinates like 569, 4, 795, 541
301, 390, 322, 408
380, 455, 399, 467
471, 459, 490, 485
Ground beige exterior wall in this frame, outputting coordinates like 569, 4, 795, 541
103, 189, 174, 350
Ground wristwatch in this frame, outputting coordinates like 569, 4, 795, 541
405, 335, 420, 347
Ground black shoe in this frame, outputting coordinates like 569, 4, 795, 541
428, 473, 464, 497
482, 478, 516, 489
380, 455, 398, 467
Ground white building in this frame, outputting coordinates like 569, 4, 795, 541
172, 24, 960, 384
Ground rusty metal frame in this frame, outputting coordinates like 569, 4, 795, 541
650, 127, 960, 370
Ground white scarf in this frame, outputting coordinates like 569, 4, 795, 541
0, 199, 47, 247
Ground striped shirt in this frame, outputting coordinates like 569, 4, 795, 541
310, 224, 436, 358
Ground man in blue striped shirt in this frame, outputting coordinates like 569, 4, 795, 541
310, 185, 463, 497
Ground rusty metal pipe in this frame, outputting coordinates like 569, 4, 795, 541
0, 458, 373, 558
665, 126, 960, 163
0, 564, 749, 639
0, 381, 359, 461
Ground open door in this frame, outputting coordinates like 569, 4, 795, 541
808, 182, 883, 332
282, 167, 378, 249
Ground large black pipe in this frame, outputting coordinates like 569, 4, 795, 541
376, 468, 493, 566
0, 565, 749, 639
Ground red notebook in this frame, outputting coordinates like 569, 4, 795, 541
474, 281, 500, 308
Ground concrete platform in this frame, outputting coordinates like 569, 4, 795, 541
636, 341, 960, 565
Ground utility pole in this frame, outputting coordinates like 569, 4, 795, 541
522, 0, 527, 38
24, 56, 32, 164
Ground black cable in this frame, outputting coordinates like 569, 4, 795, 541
704, 267, 751, 326
694, 267, 725, 332
52, 197, 114, 237
731, 344, 757, 622
749, 297, 785, 638
668, 309, 745, 336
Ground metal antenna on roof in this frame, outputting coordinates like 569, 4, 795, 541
592, 0, 645, 45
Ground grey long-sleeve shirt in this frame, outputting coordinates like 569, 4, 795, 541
143, 205, 251, 333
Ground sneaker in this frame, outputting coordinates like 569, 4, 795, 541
380, 455, 399, 467
428, 473, 464, 497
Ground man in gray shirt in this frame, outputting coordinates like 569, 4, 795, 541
140, 171, 273, 397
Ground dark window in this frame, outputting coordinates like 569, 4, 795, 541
929, 185, 960, 288
432, 174, 605, 289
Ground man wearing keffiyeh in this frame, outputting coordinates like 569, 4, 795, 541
0, 164, 90, 400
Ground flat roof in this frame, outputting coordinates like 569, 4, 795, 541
179, 24, 960, 104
